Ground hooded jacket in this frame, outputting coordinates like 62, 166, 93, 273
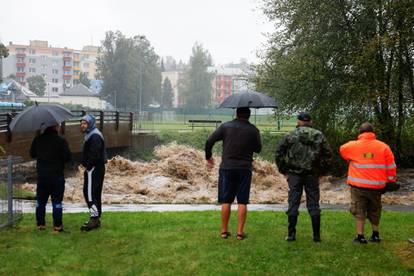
30, 127, 72, 177
81, 115, 107, 170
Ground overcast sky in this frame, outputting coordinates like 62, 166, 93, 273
0, 0, 274, 65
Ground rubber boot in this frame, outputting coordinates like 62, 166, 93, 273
286, 215, 297, 242
311, 215, 321, 242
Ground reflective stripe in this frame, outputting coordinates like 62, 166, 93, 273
350, 162, 396, 169
87, 167, 95, 202
347, 176, 386, 185
386, 163, 397, 169
387, 176, 396, 180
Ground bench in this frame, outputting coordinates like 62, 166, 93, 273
188, 119, 222, 130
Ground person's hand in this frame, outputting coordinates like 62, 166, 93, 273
206, 158, 214, 169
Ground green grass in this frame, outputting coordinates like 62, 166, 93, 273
1, 211, 413, 275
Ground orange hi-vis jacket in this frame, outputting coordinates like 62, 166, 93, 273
339, 132, 397, 189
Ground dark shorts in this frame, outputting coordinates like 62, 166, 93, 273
218, 168, 252, 204
350, 186, 382, 225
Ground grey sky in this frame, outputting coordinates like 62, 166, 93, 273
0, 0, 274, 65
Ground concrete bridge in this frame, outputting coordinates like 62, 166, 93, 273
0, 109, 134, 160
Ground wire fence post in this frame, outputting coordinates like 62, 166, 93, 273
7, 155, 13, 225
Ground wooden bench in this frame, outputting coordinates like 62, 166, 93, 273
188, 119, 222, 130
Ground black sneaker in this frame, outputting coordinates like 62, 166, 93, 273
353, 236, 368, 244
80, 218, 101, 231
285, 234, 296, 242
369, 236, 381, 243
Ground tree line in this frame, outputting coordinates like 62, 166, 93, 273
256, 0, 414, 163
96, 31, 214, 110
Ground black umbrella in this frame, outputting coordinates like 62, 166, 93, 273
9, 103, 73, 132
218, 90, 277, 109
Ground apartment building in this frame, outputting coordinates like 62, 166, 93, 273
1, 40, 74, 96
208, 66, 250, 106
2, 41, 101, 97
81, 45, 99, 80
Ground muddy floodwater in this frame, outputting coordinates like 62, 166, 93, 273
22, 143, 414, 206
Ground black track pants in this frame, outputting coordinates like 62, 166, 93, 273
83, 165, 105, 218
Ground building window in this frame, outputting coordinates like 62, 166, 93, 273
42, 74, 47, 79
52, 87, 59, 92
16, 48, 26, 53
83, 63, 90, 68
52, 69, 58, 74
29, 58, 36, 64
52, 62, 58, 67
29, 49, 36, 54
17, 67, 24, 72
17, 58, 24, 63
52, 51, 59, 56
41, 65, 47, 70
29, 68, 36, 73
17, 77, 24, 82
64, 71, 71, 75
41, 55, 47, 60
52, 78, 59, 83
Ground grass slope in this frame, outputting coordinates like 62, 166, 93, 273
1, 211, 413, 275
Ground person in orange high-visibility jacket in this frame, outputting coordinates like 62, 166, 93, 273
340, 122, 396, 244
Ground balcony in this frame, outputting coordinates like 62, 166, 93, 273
63, 74, 72, 78
16, 53, 26, 58
16, 62, 26, 67
16, 72, 26, 77
63, 65, 72, 70
63, 56, 72, 61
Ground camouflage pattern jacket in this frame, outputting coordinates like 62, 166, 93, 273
275, 125, 332, 175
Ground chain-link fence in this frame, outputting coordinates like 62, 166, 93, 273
0, 156, 23, 230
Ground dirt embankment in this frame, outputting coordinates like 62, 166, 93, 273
22, 143, 414, 205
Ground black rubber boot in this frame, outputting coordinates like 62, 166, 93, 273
286, 215, 297, 242
311, 215, 321, 242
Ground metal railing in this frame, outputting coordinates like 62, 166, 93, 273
0, 156, 23, 230
0, 109, 134, 135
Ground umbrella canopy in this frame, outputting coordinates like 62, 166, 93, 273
9, 103, 73, 132
218, 90, 277, 108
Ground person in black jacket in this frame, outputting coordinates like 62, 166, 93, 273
80, 114, 107, 231
205, 107, 262, 240
30, 124, 71, 233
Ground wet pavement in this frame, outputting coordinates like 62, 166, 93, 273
20, 200, 414, 213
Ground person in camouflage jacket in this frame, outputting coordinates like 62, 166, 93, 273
275, 112, 332, 242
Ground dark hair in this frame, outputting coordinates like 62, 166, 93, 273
359, 122, 374, 134
236, 107, 251, 119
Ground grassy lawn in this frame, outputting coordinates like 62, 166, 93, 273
1, 211, 413, 275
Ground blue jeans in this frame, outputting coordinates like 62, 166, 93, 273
36, 175, 65, 227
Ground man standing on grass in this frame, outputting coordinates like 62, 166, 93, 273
340, 122, 397, 244
30, 124, 71, 233
80, 114, 107, 231
275, 112, 332, 242
205, 107, 262, 240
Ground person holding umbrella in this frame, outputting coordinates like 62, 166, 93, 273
30, 124, 72, 233
205, 107, 262, 240
9, 102, 73, 233
80, 114, 107, 231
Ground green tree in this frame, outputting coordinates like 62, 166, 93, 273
161, 77, 174, 108
256, 0, 414, 160
96, 31, 162, 110
80, 72, 91, 88
0, 43, 9, 83
27, 75, 46, 96
178, 43, 214, 108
